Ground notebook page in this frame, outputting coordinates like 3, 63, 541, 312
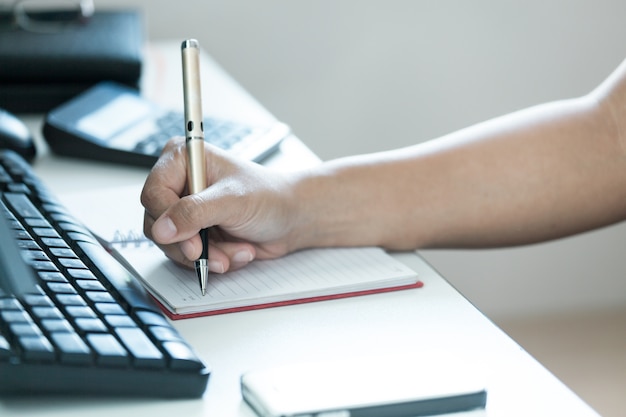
116, 245, 419, 314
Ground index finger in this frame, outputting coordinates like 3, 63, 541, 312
140, 137, 188, 221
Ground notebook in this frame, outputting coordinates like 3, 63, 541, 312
115, 245, 421, 319
59, 185, 423, 320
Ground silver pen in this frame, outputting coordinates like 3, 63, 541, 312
181, 39, 209, 296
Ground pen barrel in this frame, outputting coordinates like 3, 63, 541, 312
199, 228, 209, 259
181, 39, 207, 195
186, 139, 206, 194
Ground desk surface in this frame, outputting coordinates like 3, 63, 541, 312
1, 41, 599, 417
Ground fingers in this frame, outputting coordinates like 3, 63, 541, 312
141, 137, 214, 245
144, 234, 256, 274
149, 219, 257, 272
144, 142, 252, 245
140, 137, 188, 236
142, 138, 226, 244
212, 241, 256, 272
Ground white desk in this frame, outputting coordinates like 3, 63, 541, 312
1, 41, 599, 417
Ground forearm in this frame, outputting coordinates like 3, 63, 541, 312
291, 90, 626, 251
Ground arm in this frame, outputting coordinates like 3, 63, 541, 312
294, 90, 626, 250
141, 59, 626, 271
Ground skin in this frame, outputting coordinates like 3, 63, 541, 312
141, 58, 626, 274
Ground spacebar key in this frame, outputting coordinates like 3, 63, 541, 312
77, 241, 161, 314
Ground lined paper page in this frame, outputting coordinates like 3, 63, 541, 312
116, 245, 418, 315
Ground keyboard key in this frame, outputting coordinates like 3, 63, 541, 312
4, 193, 45, 220
46, 282, 76, 294
67, 269, 96, 280
58, 258, 87, 269
32, 305, 63, 319
30, 260, 58, 271
65, 306, 97, 318
86, 291, 114, 303
136, 311, 170, 327
0, 297, 22, 310
22, 250, 50, 262
76, 280, 106, 291
10, 322, 42, 337
150, 326, 183, 342
67, 231, 98, 244
105, 315, 136, 328
7, 183, 30, 194
32, 227, 61, 239
25, 218, 50, 228
115, 327, 165, 369
43, 203, 69, 216
0, 333, 13, 360
19, 335, 55, 362
12, 229, 31, 240
0, 165, 11, 185
75, 317, 107, 333
22, 294, 54, 307
2, 310, 31, 323
57, 221, 91, 236
41, 237, 69, 248
38, 271, 67, 282
96, 303, 125, 315
50, 332, 92, 364
16, 239, 40, 250
41, 319, 74, 333
162, 341, 204, 371
87, 333, 129, 367
49, 247, 76, 258
56, 294, 87, 306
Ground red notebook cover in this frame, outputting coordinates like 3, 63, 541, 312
153, 280, 424, 320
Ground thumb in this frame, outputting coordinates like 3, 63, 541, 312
151, 214, 179, 243
151, 193, 210, 244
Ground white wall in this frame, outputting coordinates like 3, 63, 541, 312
101, 0, 626, 319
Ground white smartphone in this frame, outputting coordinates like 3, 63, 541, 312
240, 356, 487, 417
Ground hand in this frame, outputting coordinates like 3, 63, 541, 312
141, 137, 300, 273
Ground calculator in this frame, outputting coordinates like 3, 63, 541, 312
42, 82, 290, 167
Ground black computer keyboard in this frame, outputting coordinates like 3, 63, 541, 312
0, 150, 210, 397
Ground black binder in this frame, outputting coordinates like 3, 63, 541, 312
0, 10, 143, 113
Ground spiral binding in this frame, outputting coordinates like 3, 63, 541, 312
109, 230, 153, 247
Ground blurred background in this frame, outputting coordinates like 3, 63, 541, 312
98, 1, 626, 414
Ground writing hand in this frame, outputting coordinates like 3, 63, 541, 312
141, 137, 301, 273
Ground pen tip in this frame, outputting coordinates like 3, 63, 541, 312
196, 259, 209, 296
